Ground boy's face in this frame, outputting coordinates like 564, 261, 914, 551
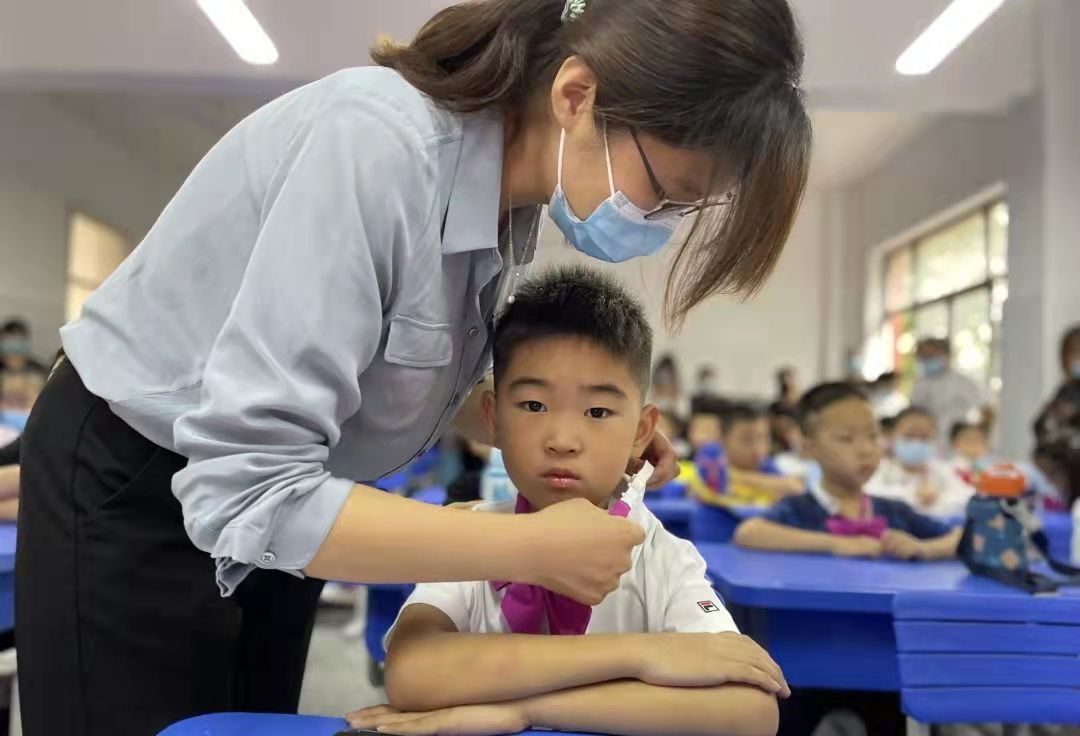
804, 398, 882, 489
895, 413, 937, 444
723, 417, 770, 471
687, 413, 722, 450
952, 427, 989, 462
483, 336, 657, 510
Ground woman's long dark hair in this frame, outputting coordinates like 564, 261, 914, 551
373, 0, 811, 326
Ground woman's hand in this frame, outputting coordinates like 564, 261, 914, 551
629, 430, 680, 488
518, 499, 645, 605
634, 632, 790, 697
348, 703, 528, 736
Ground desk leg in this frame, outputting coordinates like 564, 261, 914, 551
905, 717, 930, 736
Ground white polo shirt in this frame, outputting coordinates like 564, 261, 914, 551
389, 499, 738, 639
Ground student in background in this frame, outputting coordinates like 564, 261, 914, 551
948, 421, 992, 485
865, 406, 974, 517
720, 404, 803, 506
736, 383, 958, 736
0, 318, 48, 411
869, 371, 908, 419
911, 338, 993, 441
690, 364, 729, 416
735, 385, 961, 559
770, 406, 822, 488
650, 354, 685, 417
770, 366, 800, 414
349, 267, 785, 736
657, 410, 691, 461
1033, 323, 1080, 509
686, 410, 723, 454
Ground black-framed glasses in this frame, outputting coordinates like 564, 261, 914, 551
629, 129, 735, 221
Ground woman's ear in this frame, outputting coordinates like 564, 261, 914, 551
632, 404, 661, 457
481, 389, 499, 448
550, 56, 598, 130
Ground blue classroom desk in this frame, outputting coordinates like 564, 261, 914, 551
160, 713, 598, 736
699, 543, 1080, 692
643, 496, 694, 538
0, 522, 14, 633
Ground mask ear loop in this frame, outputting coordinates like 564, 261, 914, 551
601, 124, 616, 197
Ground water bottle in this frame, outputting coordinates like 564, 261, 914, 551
480, 448, 516, 503
695, 441, 728, 495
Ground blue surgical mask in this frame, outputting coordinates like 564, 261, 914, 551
973, 455, 994, 473
918, 357, 947, 378
893, 438, 934, 467
1070, 361, 1080, 381
0, 338, 30, 357
548, 129, 680, 263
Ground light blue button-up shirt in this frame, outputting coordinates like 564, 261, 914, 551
61, 67, 539, 595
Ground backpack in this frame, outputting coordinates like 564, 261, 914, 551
959, 465, 1080, 593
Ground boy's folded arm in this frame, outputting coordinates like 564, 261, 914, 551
522, 679, 779, 736
729, 469, 802, 499
734, 518, 836, 554
921, 527, 962, 560
384, 604, 645, 712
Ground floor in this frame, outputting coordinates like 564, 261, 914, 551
299, 589, 386, 719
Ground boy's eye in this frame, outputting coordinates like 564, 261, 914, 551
587, 407, 613, 419
519, 401, 546, 413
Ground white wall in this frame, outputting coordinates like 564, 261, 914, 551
532, 193, 827, 400
0, 92, 185, 357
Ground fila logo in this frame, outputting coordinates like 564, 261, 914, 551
697, 600, 720, 613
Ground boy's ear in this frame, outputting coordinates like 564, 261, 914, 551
480, 389, 499, 448
633, 403, 661, 457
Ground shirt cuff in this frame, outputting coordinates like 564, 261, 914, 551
208, 474, 356, 596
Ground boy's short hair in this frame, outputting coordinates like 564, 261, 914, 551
721, 402, 767, 432
895, 405, 936, 426
492, 266, 653, 395
796, 382, 869, 436
950, 421, 987, 443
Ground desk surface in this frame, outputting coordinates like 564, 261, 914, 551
160, 713, 597, 736
699, 543, 1080, 614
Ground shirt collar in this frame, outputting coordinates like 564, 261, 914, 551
440, 112, 504, 256
807, 478, 841, 515
441, 112, 542, 267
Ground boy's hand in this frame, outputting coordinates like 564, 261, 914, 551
914, 482, 940, 509
523, 499, 645, 605
636, 632, 790, 697
830, 536, 884, 558
633, 430, 680, 488
348, 703, 528, 736
881, 530, 927, 560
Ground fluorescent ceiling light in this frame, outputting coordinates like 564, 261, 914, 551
197, 0, 279, 66
895, 0, 1005, 76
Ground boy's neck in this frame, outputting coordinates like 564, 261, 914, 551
821, 476, 865, 515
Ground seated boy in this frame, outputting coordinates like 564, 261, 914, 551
735, 383, 961, 560
718, 404, 804, 506
349, 267, 785, 736
948, 421, 992, 484
865, 406, 974, 517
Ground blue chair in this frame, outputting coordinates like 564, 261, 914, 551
363, 583, 413, 685
893, 590, 1080, 734
690, 503, 743, 543
409, 485, 448, 506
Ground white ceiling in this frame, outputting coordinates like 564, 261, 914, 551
1, 0, 1039, 189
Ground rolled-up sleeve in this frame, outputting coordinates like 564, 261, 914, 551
172, 91, 436, 595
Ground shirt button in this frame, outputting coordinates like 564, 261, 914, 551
259, 551, 276, 566
468, 327, 480, 339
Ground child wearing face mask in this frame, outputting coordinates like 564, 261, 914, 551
735, 385, 961, 559
865, 407, 974, 517
350, 267, 785, 736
